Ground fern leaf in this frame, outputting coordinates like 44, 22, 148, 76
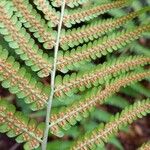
0, 47, 49, 110
130, 42, 150, 56
70, 99, 150, 150
130, 82, 150, 97
55, 55, 150, 98
138, 142, 150, 150
57, 24, 150, 72
50, 70, 150, 137
11, 0, 55, 49
131, 1, 149, 22
0, 99, 44, 150
51, 0, 89, 8
33, 0, 59, 27
0, 1, 52, 77
60, 7, 150, 50
63, 0, 132, 27
105, 95, 130, 109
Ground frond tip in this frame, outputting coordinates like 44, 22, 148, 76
71, 99, 150, 150
0, 99, 44, 150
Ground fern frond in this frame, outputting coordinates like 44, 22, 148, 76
131, 1, 149, 23
57, 24, 150, 72
70, 99, 150, 150
50, 70, 150, 137
130, 42, 150, 56
0, 47, 49, 110
60, 7, 150, 50
105, 95, 130, 109
63, 0, 132, 27
138, 142, 150, 150
130, 82, 150, 97
55, 55, 150, 98
33, 0, 59, 27
51, 0, 88, 8
11, 0, 55, 49
0, 1, 52, 77
0, 99, 44, 150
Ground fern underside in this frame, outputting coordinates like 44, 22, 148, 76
0, 0, 150, 149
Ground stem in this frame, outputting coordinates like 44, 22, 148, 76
41, 1, 66, 150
